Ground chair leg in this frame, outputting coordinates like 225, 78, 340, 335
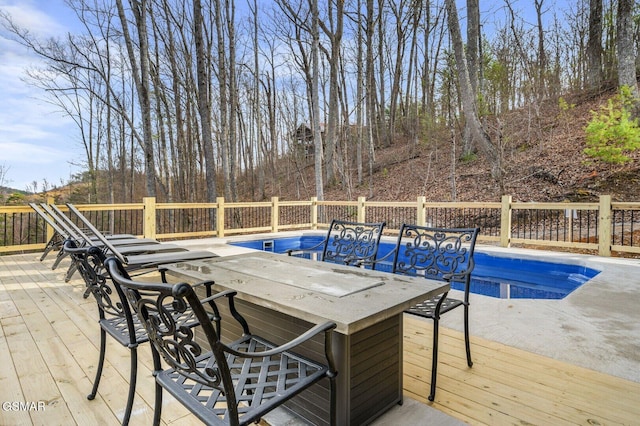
428, 318, 440, 402
40, 241, 57, 261
51, 250, 67, 270
65, 263, 78, 283
463, 305, 473, 367
152, 382, 163, 426
88, 329, 107, 400
122, 346, 138, 425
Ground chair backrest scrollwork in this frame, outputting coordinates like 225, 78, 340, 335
63, 240, 126, 320
104, 257, 230, 394
393, 225, 480, 293
323, 219, 386, 267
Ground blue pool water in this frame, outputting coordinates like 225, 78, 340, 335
230, 236, 600, 300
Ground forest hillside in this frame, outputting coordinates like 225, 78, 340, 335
255, 86, 640, 204
22, 85, 640, 205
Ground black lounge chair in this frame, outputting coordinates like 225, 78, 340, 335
65, 203, 217, 274
287, 219, 386, 268
31, 203, 163, 264
44, 203, 160, 247
391, 224, 479, 401
29, 202, 158, 260
63, 240, 217, 425
30, 202, 77, 261
104, 254, 338, 426
35, 203, 194, 280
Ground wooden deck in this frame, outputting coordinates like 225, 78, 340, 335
1, 253, 639, 425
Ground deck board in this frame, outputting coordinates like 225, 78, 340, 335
1, 253, 639, 425
404, 318, 640, 425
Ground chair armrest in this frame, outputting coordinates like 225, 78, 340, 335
199, 288, 236, 304
442, 257, 475, 283
224, 321, 337, 359
192, 279, 215, 291
443, 272, 468, 282
354, 247, 396, 269
286, 239, 326, 256
199, 289, 251, 336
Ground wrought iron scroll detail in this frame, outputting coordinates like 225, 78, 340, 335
397, 228, 473, 281
134, 294, 223, 391
326, 222, 382, 263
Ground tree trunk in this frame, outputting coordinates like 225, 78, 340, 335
311, 0, 324, 200
193, 0, 217, 203
116, 0, 157, 197
586, 0, 603, 89
318, 0, 344, 186
466, 0, 480, 94
534, 0, 547, 99
226, 0, 239, 202
366, 0, 377, 195
444, 0, 500, 179
356, 0, 364, 186
616, 0, 638, 98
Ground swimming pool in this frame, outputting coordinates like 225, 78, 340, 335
230, 236, 601, 300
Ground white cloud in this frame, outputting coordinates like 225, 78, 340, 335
0, 141, 70, 163
0, 0, 82, 191
0, 0, 68, 38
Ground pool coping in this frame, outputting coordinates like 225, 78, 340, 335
174, 231, 640, 384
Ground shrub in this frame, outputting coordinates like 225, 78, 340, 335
584, 86, 640, 164
460, 151, 478, 162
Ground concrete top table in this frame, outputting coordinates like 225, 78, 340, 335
164, 251, 448, 335
163, 251, 449, 425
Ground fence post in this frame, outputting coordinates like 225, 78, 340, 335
599, 195, 612, 256
45, 195, 55, 243
311, 197, 318, 229
217, 197, 225, 238
416, 196, 426, 226
143, 197, 157, 239
500, 195, 512, 247
271, 196, 279, 233
357, 197, 366, 222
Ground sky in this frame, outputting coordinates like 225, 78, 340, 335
0, 0, 83, 192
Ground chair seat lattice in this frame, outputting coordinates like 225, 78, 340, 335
158, 335, 328, 425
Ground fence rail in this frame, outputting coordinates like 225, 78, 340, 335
2, 195, 639, 257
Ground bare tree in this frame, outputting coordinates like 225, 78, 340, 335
464, 0, 481, 154
274, 0, 325, 199
586, 0, 603, 89
386, 0, 411, 140
616, 0, 638, 98
444, 0, 500, 179
534, 0, 548, 98
311, 0, 324, 200
317, 0, 344, 186
193, 0, 218, 203
225, 0, 239, 202
115, 0, 157, 197
0, 163, 10, 189
467, 0, 480, 95
355, 0, 364, 186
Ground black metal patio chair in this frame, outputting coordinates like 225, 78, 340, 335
391, 224, 479, 401
104, 255, 338, 426
287, 219, 386, 268
62, 240, 219, 425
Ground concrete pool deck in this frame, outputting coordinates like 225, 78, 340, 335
176, 231, 640, 385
